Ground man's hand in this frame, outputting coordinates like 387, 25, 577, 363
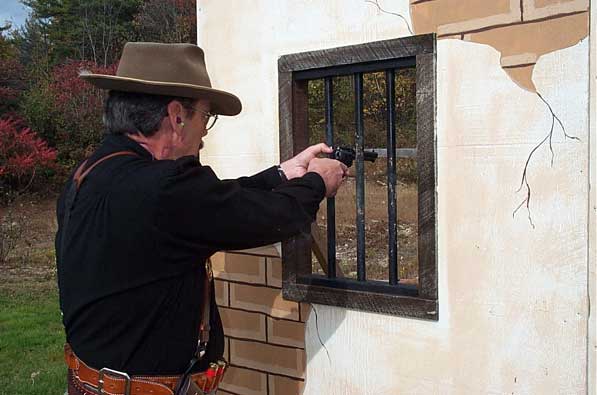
280, 143, 333, 180
307, 158, 347, 198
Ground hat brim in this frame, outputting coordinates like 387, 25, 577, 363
80, 73, 242, 116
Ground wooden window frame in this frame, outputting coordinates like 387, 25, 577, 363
278, 34, 437, 320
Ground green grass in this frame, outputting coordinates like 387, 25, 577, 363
0, 286, 66, 395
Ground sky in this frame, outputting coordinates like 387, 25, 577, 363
0, 0, 30, 30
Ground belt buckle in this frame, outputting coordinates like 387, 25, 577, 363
97, 367, 131, 395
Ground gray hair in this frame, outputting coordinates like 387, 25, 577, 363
103, 91, 195, 137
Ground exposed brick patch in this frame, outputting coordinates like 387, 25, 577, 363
267, 317, 305, 348
221, 307, 266, 342
212, 252, 266, 285
500, 64, 536, 91
299, 303, 311, 323
500, 52, 538, 67
266, 257, 282, 288
411, 0, 520, 36
465, 12, 588, 91
269, 374, 305, 395
524, 0, 588, 20
230, 339, 306, 379
230, 283, 300, 320
215, 279, 230, 307
220, 365, 267, 395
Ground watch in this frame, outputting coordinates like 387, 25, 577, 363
276, 165, 288, 181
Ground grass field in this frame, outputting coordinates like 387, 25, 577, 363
0, 197, 66, 395
0, 288, 66, 395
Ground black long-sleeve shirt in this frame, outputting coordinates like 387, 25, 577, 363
55, 134, 325, 375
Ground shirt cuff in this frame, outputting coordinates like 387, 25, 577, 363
302, 172, 326, 199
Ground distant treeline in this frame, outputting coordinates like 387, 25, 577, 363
0, 0, 196, 201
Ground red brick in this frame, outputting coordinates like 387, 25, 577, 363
267, 317, 305, 348
219, 365, 267, 395
214, 279, 229, 307
230, 339, 305, 379
299, 303, 311, 323
230, 283, 299, 320
220, 307, 266, 341
212, 252, 266, 284
411, 0, 520, 36
266, 257, 282, 288
525, 0, 587, 20
269, 374, 305, 395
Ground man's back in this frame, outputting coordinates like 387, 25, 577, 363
56, 134, 221, 375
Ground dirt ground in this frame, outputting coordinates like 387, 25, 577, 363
313, 159, 419, 283
0, 195, 59, 294
0, 163, 420, 289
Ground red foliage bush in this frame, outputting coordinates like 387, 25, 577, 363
0, 117, 56, 184
47, 60, 116, 166
50, 60, 116, 111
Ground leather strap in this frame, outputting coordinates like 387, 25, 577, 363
65, 344, 227, 395
73, 150, 139, 191
199, 259, 213, 345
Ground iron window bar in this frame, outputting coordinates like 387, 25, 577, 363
321, 68, 407, 285
324, 76, 337, 279
386, 68, 399, 286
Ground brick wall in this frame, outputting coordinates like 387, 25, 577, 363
410, 0, 589, 91
212, 247, 309, 395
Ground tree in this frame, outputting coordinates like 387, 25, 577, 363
133, 0, 196, 43
308, 69, 416, 149
48, 60, 116, 167
0, 24, 26, 119
23, 0, 141, 66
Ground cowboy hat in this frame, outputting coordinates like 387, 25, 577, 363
80, 42, 242, 116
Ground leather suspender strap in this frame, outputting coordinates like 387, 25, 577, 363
199, 259, 213, 346
73, 150, 139, 191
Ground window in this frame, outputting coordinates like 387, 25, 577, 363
278, 34, 437, 320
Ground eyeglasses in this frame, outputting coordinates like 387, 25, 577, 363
187, 106, 218, 130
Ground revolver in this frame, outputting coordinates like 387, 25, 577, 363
329, 146, 378, 167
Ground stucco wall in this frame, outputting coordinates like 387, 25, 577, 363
198, 1, 592, 394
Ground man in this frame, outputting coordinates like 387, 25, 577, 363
56, 42, 346, 394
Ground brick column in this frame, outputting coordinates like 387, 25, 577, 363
212, 247, 309, 395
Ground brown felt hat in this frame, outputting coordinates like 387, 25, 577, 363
80, 42, 242, 116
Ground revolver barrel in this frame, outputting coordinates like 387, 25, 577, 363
330, 146, 378, 167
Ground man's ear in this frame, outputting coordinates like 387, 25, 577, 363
166, 100, 185, 136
